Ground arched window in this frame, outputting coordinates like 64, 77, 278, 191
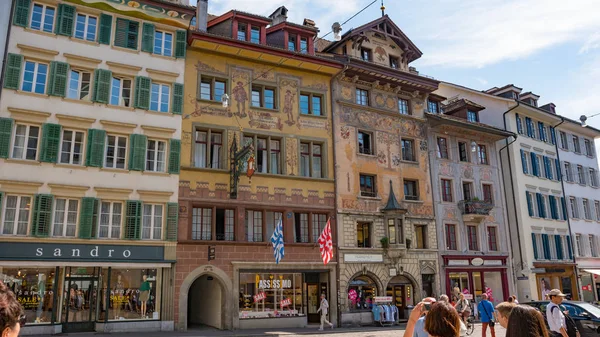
348, 275, 377, 311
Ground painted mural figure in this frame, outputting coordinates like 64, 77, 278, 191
284, 90, 296, 126
233, 81, 248, 118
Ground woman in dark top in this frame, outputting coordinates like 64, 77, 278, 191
506, 305, 550, 337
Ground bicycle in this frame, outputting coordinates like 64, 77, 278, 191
465, 316, 475, 336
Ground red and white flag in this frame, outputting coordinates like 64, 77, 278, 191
318, 218, 334, 265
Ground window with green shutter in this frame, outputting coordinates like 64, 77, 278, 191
124, 200, 142, 239
166, 202, 178, 241
48, 61, 69, 97
98, 14, 112, 45
13, 0, 31, 27
40, 123, 62, 163
78, 197, 99, 239
175, 30, 187, 58
92, 69, 112, 104
141, 23, 155, 53
0, 118, 14, 159
134, 76, 151, 110
4, 53, 23, 90
128, 134, 147, 171
171, 83, 183, 115
85, 129, 106, 167
31, 194, 53, 237
168, 139, 181, 174
114, 18, 139, 50
55, 3, 75, 36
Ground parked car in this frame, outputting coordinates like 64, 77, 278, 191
524, 301, 600, 337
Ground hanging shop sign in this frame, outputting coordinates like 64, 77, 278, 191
253, 292, 266, 302
471, 258, 484, 266
280, 298, 292, 307
0, 242, 165, 262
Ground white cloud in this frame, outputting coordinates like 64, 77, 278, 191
200, 0, 363, 36
580, 32, 600, 54
413, 0, 600, 68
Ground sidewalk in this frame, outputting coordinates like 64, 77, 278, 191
32, 324, 408, 337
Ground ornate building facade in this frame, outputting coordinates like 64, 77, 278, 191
323, 16, 441, 325
175, 4, 342, 331
0, 0, 192, 334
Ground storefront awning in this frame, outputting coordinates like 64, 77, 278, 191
583, 269, 600, 276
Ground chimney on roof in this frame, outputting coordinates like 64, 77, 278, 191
269, 6, 288, 26
408, 66, 418, 75
540, 103, 557, 114
196, 0, 208, 31
303, 18, 315, 27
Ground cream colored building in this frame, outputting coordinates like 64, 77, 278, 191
0, 0, 193, 334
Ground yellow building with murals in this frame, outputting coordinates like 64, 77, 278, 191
174, 5, 343, 331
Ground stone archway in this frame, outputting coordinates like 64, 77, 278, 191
178, 265, 233, 331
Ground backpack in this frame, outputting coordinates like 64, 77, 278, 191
549, 305, 578, 337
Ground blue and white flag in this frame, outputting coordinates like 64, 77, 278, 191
270, 219, 284, 264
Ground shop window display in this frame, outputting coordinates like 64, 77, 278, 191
239, 273, 303, 319
348, 275, 377, 311
108, 269, 161, 320
0, 267, 56, 325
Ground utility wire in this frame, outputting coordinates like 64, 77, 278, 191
187, 0, 379, 130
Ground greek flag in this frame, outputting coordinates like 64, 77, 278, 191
270, 219, 284, 264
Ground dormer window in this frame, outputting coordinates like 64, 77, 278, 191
467, 110, 479, 123
361, 48, 372, 62
237, 25, 247, 41
288, 35, 296, 51
428, 100, 439, 114
250, 26, 260, 43
389, 56, 399, 69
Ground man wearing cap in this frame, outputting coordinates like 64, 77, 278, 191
546, 289, 568, 337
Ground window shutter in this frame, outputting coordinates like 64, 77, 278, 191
4, 53, 23, 90
549, 196, 555, 219
566, 236, 573, 260
91, 69, 112, 104
128, 134, 147, 171
124, 200, 142, 240
561, 197, 567, 220
530, 152, 538, 176
0, 118, 14, 159
78, 197, 99, 239
172, 83, 183, 115
520, 150, 528, 174
134, 76, 151, 110
175, 30, 187, 58
168, 138, 181, 174
85, 129, 106, 167
98, 14, 113, 45
141, 23, 155, 53
555, 235, 563, 260
40, 123, 62, 163
48, 61, 69, 97
542, 234, 550, 259
550, 127, 556, 145
56, 4, 75, 36
555, 159, 561, 181
13, 0, 30, 27
532, 233, 538, 260
166, 202, 178, 241
526, 192, 534, 217
536, 193, 542, 217
31, 194, 53, 237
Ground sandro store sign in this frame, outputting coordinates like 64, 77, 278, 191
0, 242, 165, 262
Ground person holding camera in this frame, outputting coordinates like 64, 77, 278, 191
478, 294, 497, 337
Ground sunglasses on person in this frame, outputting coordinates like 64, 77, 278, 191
18, 315, 26, 327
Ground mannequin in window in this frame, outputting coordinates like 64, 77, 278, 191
36, 274, 46, 323
139, 275, 150, 319
113, 274, 125, 319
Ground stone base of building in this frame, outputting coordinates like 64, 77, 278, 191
20, 321, 174, 336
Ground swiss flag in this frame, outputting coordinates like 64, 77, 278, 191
318, 218, 334, 265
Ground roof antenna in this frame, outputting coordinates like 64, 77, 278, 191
381, 0, 385, 17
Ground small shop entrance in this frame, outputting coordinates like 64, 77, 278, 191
386, 275, 414, 320
305, 273, 327, 324
61, 267, 100, 333
188, 274, 224, 329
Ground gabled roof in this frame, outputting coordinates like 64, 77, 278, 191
485, 84, 522, 95
322, 15, 422, 63
381, 180, 406, 213
208, 10, 272, 28
443, 98, 486, 113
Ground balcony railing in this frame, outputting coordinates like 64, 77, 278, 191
458, 200, 494, 216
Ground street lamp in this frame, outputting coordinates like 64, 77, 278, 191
580, 112, 600, 127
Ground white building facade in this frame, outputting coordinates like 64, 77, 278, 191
0, 0, 193, 334
556, 119, 600, 302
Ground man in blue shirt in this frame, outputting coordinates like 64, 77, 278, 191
413, 297, 437, 337
478, 294, 496, 337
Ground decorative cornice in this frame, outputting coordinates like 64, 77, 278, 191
141, 125, 176, 139
137, 189, 174, 203
100, 120, 137, 134
94, 187, 133, 200
17, 44, 59, 61
7, 107, 51, 123
48, 183, 89, 197
63, 53, 102, 69
56, 114, 96, 129
146, 68, 180, 82
0, 180, 44, 194
106, 61, 143, 76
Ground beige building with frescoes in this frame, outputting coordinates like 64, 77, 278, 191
321, 15, 441, 325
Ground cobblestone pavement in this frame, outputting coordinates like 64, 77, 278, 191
36, 323, 507, 337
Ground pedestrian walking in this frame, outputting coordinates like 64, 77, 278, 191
506, 305, 549, 337
546, 289, 568, 337
405, 300, 461, 337
478, 293, 496, 337
0, 281, 25, 337
495, 302, 517, 329
455, 293, 471, 324
316, 293, 333, 330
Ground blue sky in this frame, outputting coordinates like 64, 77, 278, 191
192, 0, 600, 129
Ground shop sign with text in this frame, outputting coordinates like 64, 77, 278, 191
0, 242, 165, 262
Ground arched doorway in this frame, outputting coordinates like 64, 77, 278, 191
386, 275, 416, 319
187, 274, 225, 329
